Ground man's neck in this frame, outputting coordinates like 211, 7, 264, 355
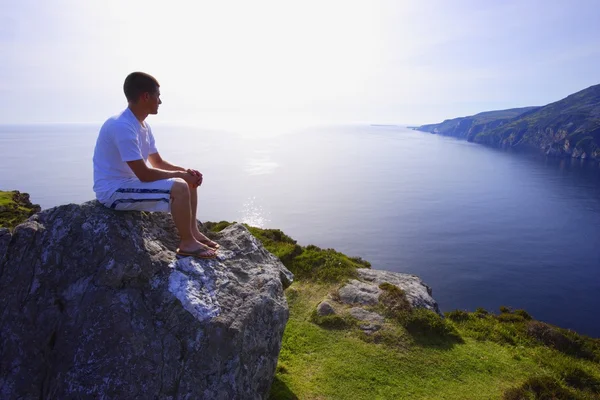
127, 104, 148, 125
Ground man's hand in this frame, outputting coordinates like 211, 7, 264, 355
179, 171, 201, 188
186, 169, 203, 187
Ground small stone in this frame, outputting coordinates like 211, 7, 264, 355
316, 301, 335, 316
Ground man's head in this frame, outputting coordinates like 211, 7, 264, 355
123, 72, 162, 115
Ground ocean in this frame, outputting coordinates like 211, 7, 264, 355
1, 122, 599, 337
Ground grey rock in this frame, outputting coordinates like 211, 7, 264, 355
338, 279, 381, 306
348, 307, 385, 323
338, 269, 440, 315
357, 269, 440, 314
0, 201, 293, 400
316, 301, 335, 316
0, 228, 10, 261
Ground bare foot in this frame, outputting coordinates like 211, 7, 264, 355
178, 240, 217, 258
192, 231, 220, 250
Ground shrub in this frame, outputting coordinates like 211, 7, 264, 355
203, 220, 234, 232
348, 256, 371, 268
513, 309, 533, 320
401, 308, 461, 341
289, 247, 362, 282
559, 365, 600, 393
474, 307, 489, 316
310, 310, 355, 330
378, 283, 412, 318
499, 305, 511, 314
496, 313, 526, 323
446, 310, 470, 322
502, 376, 574, 400
526, 321, 600, 362
246, 226, 303, 264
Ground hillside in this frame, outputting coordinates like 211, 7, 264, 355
202, 223, 600, 400
2, 199, 599, 399
417, 107, 539, 140
416, 84, 600, 160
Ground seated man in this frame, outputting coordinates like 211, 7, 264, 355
93, 71, 217, 259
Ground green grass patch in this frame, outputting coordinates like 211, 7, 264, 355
270, 283, 600, 400
0, 190, 40, 230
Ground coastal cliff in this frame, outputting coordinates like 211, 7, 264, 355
415, 84, 600, 160
1, 197, 599, 399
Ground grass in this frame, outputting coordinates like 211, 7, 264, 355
208, 222, 600, 399
269, 282, 600, 400
0, 190, 40, 230
0, 191, 15, 207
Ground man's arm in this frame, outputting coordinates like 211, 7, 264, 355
148, 152, 185, 172
126, 159, 189, 183
148, 153, 203, 187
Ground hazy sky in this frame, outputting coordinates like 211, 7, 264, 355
1, 0, 599, 127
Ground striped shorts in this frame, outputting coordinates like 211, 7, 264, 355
101, 178, 177, 212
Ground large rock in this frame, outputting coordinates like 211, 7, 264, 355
0, 201, 293, 399
338, 269, 441, 315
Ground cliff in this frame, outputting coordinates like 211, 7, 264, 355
0, 201, 293, 399
2, 198, 598, 399
415, 84, 600, 160
417, 107, 539, 141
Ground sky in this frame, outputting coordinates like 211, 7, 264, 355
1, 0, 599, 127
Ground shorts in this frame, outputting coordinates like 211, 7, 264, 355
101, 178, 177, 212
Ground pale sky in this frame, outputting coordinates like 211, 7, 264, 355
1, 0, 599, 127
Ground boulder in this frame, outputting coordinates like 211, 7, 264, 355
338, 269, 441, 315
0, 201, 293, 399
316, 301, 335, 316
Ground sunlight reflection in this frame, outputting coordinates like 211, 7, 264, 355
241, 197, 270, 228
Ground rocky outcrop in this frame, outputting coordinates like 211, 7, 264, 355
0, 201, 293, 399
339, 269, 441, 315
313, 269, 441, 335
0, 190, 41, 229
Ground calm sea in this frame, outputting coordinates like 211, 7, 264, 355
1, 123, 599, 337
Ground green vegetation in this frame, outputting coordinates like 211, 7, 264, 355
205, 221, 370, 282
208, 223, 600, 399
0, 190, 40, 230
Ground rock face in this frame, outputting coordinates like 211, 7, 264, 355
339, 269, 441, 315
416, 83, 600, 161
0, 201, 293, 399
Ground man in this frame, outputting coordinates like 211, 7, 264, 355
93, 71, 218, 259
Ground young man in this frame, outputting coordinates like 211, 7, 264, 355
93, 72, 218, 259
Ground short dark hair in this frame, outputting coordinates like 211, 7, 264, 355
123, 72, 160, 103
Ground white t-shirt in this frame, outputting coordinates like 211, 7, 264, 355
93, 108, 158, 203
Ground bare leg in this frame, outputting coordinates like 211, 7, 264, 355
171, 179, 215, 255
189, 184, 219, 249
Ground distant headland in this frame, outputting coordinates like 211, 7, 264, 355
414, 84, 600, 161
